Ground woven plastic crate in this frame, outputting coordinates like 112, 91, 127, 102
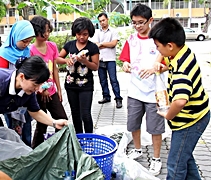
76, 133, 118, 180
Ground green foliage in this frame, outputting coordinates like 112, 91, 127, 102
48, 34, 75, 72
49, 33, 74, 51
0, 0, 6, 20
109, 12, 130, 27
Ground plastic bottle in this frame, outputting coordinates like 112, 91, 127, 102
155, 72, 170, 112
63, 171, 71, 180
71, 170, 76, 180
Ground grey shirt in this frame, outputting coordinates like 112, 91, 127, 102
93, 27, 119, 62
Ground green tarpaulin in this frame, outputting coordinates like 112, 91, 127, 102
0, 124, 104, 180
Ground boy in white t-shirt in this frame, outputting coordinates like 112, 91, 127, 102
119, 3, 165, 176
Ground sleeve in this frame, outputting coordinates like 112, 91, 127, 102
63, 41, 71, 54
112, 29, 119, 41
119, 41, 130, 63
24, 93, 40, 112
92, 29, 99, 42
89, 42, 100, 56
48, 41, 59, 61
0, 56, 9, 68
171, 73, 192, 102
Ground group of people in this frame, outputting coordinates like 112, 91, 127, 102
0, 3, 210, 180
0, 13, 122, 146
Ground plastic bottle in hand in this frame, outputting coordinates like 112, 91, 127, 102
155, 72, 170, 112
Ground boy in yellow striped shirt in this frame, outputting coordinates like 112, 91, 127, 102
149, 17, 210, 180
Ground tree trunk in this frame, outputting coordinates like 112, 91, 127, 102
22, 6, 30, 20
203, 8, 211, 32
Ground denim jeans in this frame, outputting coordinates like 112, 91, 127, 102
4, 111, 32, 147
66, 89, 93, 134
167, 111, 210, 180
98, 61, 122, 100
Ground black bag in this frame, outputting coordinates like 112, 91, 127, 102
99, 61, 107, 68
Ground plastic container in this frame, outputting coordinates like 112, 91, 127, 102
76, 133, 118, 180
155, 72, 170, 112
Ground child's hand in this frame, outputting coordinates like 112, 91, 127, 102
76, 54, 88, 64
41, 90, 52, 103
122, 62, 132, 73
66, 57, 75, 66
157, 110, 167, 118
154, 62, 165, 72
140, 68, 155, 79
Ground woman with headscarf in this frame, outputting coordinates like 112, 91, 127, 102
0, 20, 35, 147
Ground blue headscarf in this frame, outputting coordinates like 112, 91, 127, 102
0, 20, 35, 64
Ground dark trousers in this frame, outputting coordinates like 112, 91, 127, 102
66, 89, 93, 134
98, 61, 122, 100
32, 92, 67, 149
4, 112, 32, 147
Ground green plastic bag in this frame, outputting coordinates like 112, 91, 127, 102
0, 124, 104, 180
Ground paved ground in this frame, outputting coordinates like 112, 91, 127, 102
1, 42, 211, 179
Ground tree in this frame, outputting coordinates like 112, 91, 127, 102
0, 0, 7, 21
163, 0, 211, 32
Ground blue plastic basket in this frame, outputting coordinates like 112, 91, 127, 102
76, 133, 118, 180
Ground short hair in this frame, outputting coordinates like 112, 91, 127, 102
71, 17, 95, 37
98, 12, 108, 19
30, 16, 53, 38
130, 3, 152, 20
149, 18, 185, 47
15, 56, 50, 84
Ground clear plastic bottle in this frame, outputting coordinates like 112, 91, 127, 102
155, 72, 170, 112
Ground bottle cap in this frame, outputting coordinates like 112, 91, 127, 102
64, 171, 70, 177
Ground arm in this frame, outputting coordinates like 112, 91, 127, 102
28, 110, 67, 129
154, 54, 168, 73
76, 53, 99, 71
57, 49, 73, 66
157, 99, 187, 120
53, 60, 62, 101
98, 39, 118, 49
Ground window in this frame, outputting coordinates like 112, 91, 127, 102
190, 23, 198, 28
9, 8, 15, 17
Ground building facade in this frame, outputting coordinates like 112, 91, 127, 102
0, 0, 208, 36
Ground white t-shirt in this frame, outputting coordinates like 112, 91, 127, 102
119, 32, 165, 103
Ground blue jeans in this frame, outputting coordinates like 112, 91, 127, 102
66, 89, 93, 134
4, 111, 32, 147
98, 61, 122, 100
167, 111, 210, 180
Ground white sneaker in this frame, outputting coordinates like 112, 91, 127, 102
149, 158, 162, 176
127, 149, 142, 159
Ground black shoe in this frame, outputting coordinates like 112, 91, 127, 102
116, 99, 122, 108
98, 98, 111, 104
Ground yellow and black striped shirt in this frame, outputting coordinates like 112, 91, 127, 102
167, 44, 209, 130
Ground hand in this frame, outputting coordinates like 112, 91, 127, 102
154, 62, 165, 72
140, 68, 155, 79
157, 110, 167, 118
41, 90, 52, 103
66, 57, 75, 66
122, 61, 132, 73
58, 90, 62, 102
76, 54, 88, 64
53, 119, 68, 129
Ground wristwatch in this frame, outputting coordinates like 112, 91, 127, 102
52, 120, 56, 128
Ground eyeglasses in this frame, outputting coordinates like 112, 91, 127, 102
131, 19, 149, 27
